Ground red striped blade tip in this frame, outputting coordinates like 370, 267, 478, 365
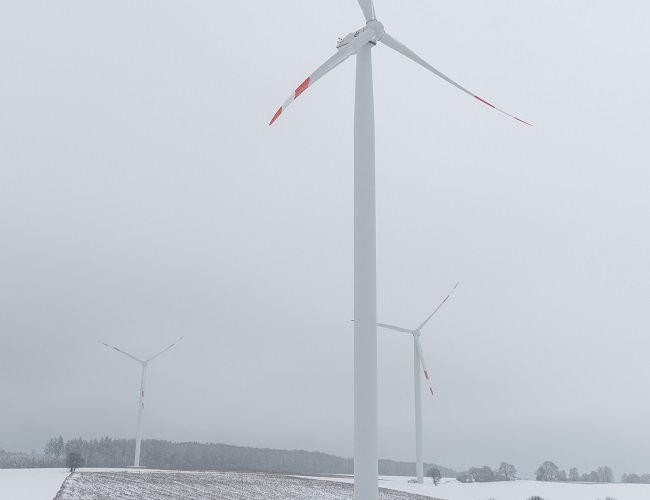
474, 95, 495, 108
475, 95, 532, 126
269, 107, 282, 126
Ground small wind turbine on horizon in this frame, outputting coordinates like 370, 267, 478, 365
269, 0, 528, 498
378, 282, 458, 484
102, 337, 183, 468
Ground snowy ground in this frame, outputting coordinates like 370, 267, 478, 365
304, 475, 650, 500
4, 468, 650, 500
0, 468, 69, 500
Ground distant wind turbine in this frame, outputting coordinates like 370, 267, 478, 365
102, 337, 183, 467
378, 282, 458, 483
270, 0, 527, 497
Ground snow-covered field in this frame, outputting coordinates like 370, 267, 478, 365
307, 475, 650, 500
53, 470, 433, 500
4, 468, 650, 500
0, 468, 69, 500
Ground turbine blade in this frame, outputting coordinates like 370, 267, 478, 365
269, 28, 376, 125
380, 33, 531, 126
357, 0, 376, 22
146, 336, 184, 363
415, 282, 459, 332
377, 322, 413, 334
415, 336, 434, 396
102, 343, 144, 364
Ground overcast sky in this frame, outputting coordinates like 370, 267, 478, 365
2, 0, 650, 480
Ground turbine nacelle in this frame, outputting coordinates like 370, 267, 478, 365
337, 20, 384, 50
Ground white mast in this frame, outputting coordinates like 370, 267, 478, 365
354, 42, 378, 500
134, 363, 146, 467
413, 337, 423, 482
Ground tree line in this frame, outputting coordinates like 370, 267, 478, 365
456, 462, 518, 482
621, 473, 650, 484
454, 461, 629, 484
535, 461, 614, 482
0, 448, 60, 469
2, 436, 456, 478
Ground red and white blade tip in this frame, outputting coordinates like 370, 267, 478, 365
269, 77, 311, 126
474, 96, 532, 126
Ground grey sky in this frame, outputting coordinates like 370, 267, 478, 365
2, 0, 650, 479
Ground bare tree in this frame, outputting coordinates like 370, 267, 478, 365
469, 466, 496, 482
65, 452, 83, 472
597, 466, 614, 483
498, 462, 517, 481
427, 467, 441, 485
535, 461, 559, 481
456, 471, 472, 483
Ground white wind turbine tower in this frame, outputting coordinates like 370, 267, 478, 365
269, 1, 529, 498
378, 282, 458, 484
103, 337, 183, 468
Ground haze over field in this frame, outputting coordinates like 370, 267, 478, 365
2, 0, 650, 479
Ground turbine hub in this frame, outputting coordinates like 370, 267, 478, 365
366, 19, 385, 42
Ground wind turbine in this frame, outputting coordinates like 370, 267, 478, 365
102, 337, 183, 468
269, 1, 528, 498
378, 282, 458, 483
